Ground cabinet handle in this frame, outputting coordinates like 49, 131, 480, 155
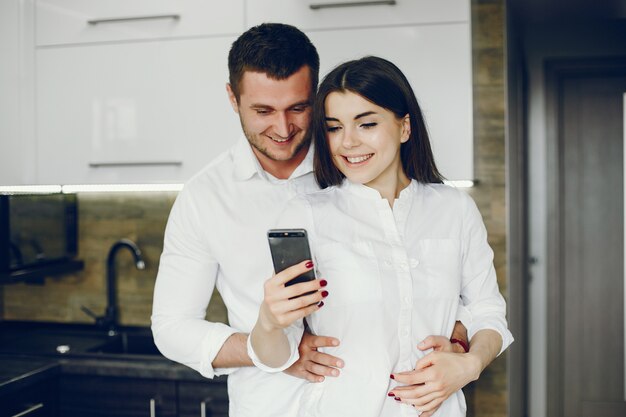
88, 161, 183, 167
150, 398, 156, 417
309, 0, 396, 10
87, 14, 180, 25
11, 403, 44, 417
200, 396, 213, 417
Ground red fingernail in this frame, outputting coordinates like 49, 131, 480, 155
320, 279, 327, 287
394, 397, 401, 402
318, 301, 324, 307
390, 374, 395, 379
321, 290, 329, 298
305, 261, 314, 268
387, 392, 395, 397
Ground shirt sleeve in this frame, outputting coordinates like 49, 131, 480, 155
459, 193, 514, 355
151, 184, 238, 379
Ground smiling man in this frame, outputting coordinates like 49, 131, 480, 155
152, 23, 468, 417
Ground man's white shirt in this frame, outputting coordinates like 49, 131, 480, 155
152, 137, 319, 417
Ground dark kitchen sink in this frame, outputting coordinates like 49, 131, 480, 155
0, 321, 163, 358
88, 331, 160, 356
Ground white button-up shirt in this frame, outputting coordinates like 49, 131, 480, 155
152, 137, 320, 417
251, 180, 513, 417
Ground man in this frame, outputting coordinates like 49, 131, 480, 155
152, 23, 468, 417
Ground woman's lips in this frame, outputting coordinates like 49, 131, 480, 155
343, 153, 374, 164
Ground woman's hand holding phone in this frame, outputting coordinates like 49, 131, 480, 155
250, 260, 327, 369
257, 260, 327, 333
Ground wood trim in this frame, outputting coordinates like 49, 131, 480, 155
505, 5, 529, 415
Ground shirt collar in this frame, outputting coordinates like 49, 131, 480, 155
342, 178, 418, 201
232, 136, 315, 182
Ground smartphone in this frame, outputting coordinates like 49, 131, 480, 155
267, 229, 316, 288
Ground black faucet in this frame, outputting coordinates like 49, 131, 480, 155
82, 239, 145, 335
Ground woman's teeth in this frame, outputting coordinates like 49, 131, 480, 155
346, 154, 373, 163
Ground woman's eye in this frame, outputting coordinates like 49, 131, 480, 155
326, 125, 341, 133
361, 122, 377, 129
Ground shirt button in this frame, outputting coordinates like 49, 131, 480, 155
410, 258, 420, 268
404, 296, 412, 305
401, 329, 409, 338
384, 260, 391, 267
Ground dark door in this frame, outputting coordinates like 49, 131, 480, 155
548, 60, 626, 417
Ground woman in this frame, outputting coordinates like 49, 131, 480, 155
248, 56, 513, 416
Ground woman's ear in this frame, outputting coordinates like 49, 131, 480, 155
400, 115, 411, 143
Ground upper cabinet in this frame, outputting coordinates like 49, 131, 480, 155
1, 0, 472, 185
246, 0, 469, 30
36, 0, 244, 45
32, 0, 243, 185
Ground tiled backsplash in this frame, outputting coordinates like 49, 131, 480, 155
2, 192, 227, 326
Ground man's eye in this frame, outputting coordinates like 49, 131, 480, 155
361, 122, 377, 129
255, 110, 271, 115
291, 106, 307, 113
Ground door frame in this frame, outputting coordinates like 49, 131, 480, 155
544, 56, 626, 417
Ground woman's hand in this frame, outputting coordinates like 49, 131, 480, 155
389, 336, 481, 415
257, 260, 327, 332
250, 260, 328, 369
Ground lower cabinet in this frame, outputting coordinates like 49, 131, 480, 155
178, 381, 229, 417
0, 378, 58, 417
59, 375, 228, 417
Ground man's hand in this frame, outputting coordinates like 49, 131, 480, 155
389, 336, 474, 417
283, 331, 344, 382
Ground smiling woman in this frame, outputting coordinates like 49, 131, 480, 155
248, 56, 513, 417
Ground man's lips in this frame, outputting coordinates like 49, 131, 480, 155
268, 133, 297, 144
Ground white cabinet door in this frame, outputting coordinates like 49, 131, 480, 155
308, 24, 473, 180
36, 0, 244, 46
36, 36, 241, 184
0, 0, 36, 186
246, 0, 469, 31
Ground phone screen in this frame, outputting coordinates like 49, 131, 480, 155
267, 229, 315, 287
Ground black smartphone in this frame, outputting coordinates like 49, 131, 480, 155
267, 229, 316, 288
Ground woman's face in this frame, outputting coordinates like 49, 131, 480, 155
324, 91, 410, 188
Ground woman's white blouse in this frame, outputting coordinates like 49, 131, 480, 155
249, 179, 513, 417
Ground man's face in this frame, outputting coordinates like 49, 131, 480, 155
227, 66, 313, 176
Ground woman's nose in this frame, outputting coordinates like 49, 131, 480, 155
342, 128, 359, 149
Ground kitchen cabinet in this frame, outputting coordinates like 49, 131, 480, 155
59, 374, 229, 417
36, 36, 240, 184
246, 0, 474, 181
3, 0, 473, 185
33, 0, 243, 185
0, 0, 37, 186
178, 381, 229, 417
246, 0, 469, 30
60, 374, 178, 417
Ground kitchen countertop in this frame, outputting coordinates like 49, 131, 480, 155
0, 321, 226, 395
0, 356, 60, 397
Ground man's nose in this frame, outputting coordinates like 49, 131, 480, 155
273, 112, 292, 138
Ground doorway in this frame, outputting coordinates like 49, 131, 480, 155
545, 58, 626, 417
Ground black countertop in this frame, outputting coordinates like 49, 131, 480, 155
0, 356, 60, 397
0, 321, 226, 395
